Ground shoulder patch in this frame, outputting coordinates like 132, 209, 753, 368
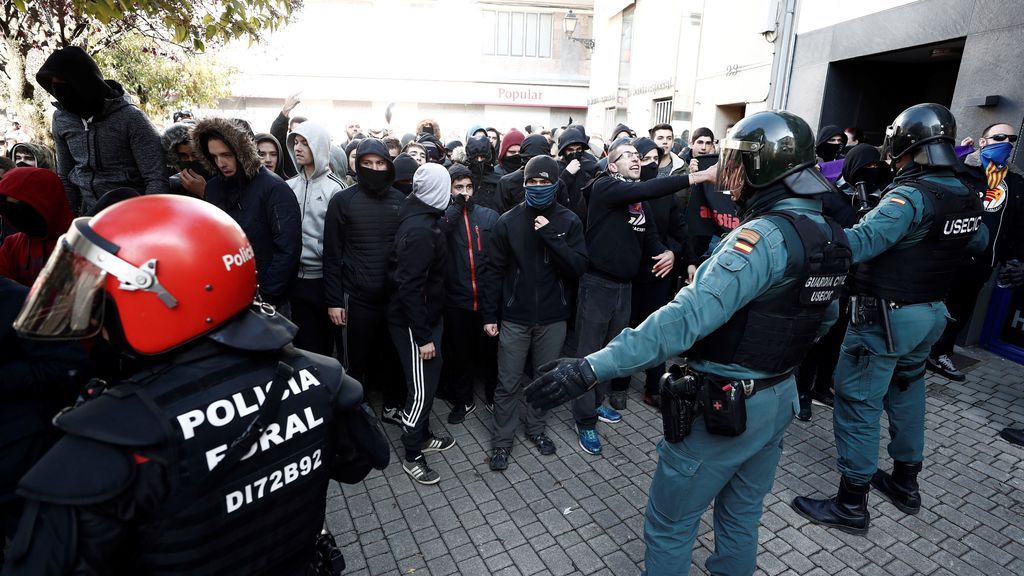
889, 197, 907, 206
732, 228, 761, 254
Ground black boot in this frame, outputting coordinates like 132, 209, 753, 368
871, 461, 922, 514
797, 394, 811, 421
790, 477, 870, 535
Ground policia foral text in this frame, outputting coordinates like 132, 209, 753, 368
525, 111, 853, 576
2, 195, 390, 576
792, 104, 987, 533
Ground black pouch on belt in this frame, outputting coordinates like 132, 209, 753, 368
660, 365, 700, 443
701, 379, 747, 436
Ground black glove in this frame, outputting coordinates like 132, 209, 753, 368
524, 357, 598, 410
998, 260, 1024, 288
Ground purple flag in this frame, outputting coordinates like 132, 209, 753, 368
817, 144, 975, 182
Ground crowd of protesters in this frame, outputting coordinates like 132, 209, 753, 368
1, 46, 1023, 574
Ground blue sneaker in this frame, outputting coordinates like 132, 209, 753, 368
595, 404, 622, 424
577, 425, 602, 455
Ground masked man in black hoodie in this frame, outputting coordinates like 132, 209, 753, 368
816, 125, 848, 163
388, 163, 457, 485
35, 47, 168, 215
323, 139, 407, 425
465, 136, 503, 212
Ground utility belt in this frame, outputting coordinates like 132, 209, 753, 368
660, 364, 791, 441
849, 294, 908, 353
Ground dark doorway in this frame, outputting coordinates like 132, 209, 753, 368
820, 38, 965, 145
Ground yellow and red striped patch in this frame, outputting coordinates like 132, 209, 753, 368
889, 197, 907, 206
732, 227, 760, 254
734, 240, 754, 254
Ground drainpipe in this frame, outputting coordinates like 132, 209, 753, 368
770, 0, 797, 110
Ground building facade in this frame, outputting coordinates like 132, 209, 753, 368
213, 0, 594, 143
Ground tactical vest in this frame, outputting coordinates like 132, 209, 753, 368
854, 178, 984, 303
690, 211, 852, 374
124, 347, 342, 576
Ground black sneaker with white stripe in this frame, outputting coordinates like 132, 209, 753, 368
403, 455, 440, 485
422, 434, 456, 453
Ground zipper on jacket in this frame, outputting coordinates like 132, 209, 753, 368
507, 269, 520, 308
463, 210, 479, 310
475, 224, 482, 251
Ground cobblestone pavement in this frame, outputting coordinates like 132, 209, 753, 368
326, 347, 1024, 576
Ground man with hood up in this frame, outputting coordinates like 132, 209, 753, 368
498, 134, 556, 212
392, 152, 419, 195
286, 121, 346, 356
35, 46, 168, 215
816, 125, 848, 163
464, 136, 503, 212
556, 127, 599, 222
387, 163, 457, 485
255, 132, 286, 179
323, 139, 407, 426
8, 143, 55, 171
495, 128, 525, 176
0, 167, 75, 286
192, 117, 302, 308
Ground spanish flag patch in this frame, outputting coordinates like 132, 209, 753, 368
889, 197, 907, 206
733, 228, 760, 254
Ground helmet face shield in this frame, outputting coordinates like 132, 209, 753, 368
717, 139, 761, 200
14, 218, 178, 341
14, 227, 106, 339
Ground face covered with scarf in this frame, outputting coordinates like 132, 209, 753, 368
980, 124, 1017, 169
523, 156, 560, 209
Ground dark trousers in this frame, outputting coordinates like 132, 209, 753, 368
288, 277, 337, 356
797, 298, 850, 397
390, 322, 444, 460
572, 272, 632, 428
612, 277, 678, 395
931, 260, 991, 358
344, 296, 405, 409
440, 307, 497, 406
492, 320, 566, 449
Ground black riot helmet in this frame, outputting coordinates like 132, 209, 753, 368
718, 111, 826, 203
882, 103, 957, 167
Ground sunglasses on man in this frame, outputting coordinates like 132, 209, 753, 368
988, 133, 1018, 143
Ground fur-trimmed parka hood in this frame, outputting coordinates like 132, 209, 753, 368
191, 117, 262, 180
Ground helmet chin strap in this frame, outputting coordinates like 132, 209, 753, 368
70, 219, 179, 308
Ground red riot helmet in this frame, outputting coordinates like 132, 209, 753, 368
14, 195, 258, 355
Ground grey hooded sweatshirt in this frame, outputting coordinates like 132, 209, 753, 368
287, 122, 346, 279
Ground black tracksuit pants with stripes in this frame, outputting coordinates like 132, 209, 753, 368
391, 321, 444, 460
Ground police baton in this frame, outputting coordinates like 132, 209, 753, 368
879, 298, 896, 354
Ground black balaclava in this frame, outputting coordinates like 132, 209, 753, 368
465, 137, 494, 176
354, 139, 395, 194
36, 46, 113, 119
815, 125, 848, 162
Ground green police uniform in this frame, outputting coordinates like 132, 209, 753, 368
792, 103, 987, 534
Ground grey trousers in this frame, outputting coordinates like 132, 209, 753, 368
491, 320, 566, 449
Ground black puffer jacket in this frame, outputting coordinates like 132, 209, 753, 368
323, 139, 404, 307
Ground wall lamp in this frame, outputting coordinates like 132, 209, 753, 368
563, 10, 595, 50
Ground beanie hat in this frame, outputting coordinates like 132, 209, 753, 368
524, 156, 559, 183
393, 153, 419, 182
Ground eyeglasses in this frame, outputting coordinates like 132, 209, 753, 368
612, 151, 640, 163
988, 133, 1018, 143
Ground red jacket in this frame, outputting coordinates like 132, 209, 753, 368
0, 167, 74, 286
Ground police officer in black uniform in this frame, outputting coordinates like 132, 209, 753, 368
2, 195, 388, 576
